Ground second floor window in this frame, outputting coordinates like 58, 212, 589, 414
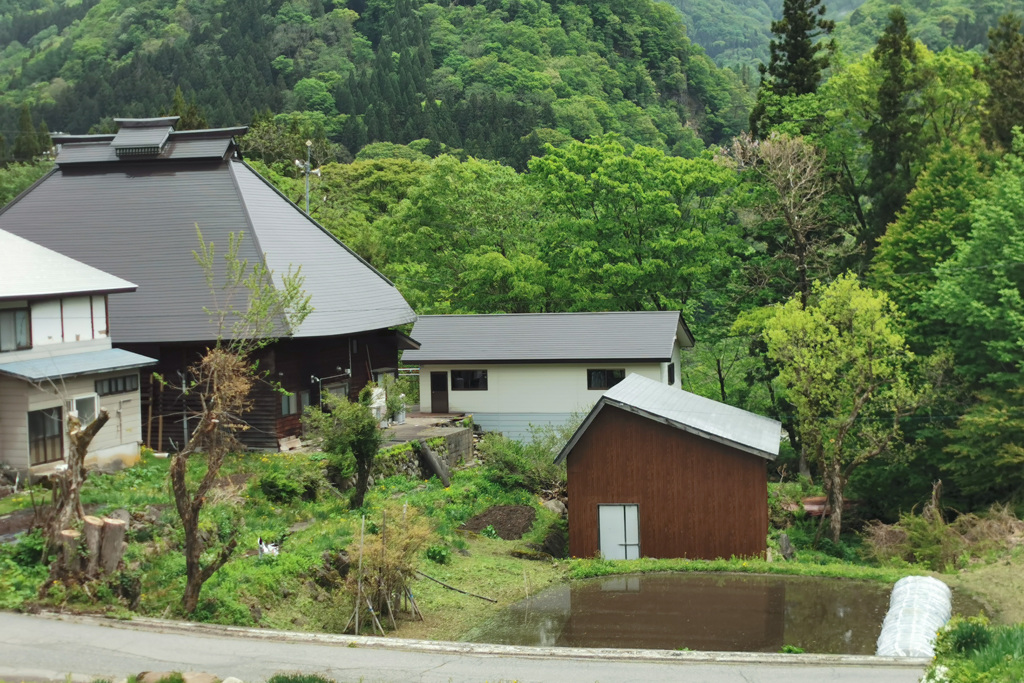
0, 308, 30, 352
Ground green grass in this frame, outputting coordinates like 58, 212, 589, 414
568, 555, 919, 583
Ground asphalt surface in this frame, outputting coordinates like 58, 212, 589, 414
0, 611, 928, 683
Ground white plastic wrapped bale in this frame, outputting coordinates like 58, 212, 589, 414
876, 576, 953, 657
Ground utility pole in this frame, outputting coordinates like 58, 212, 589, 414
305, 139, 312, 215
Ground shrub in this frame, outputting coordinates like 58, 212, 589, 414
926, 617, 1024, 683
259, 470, 305, 503
11, 528, 46, 566
481, 524, 498, 539
939, 616, 993, 656
863, 504, 1024, 571
425, 545, 451, 564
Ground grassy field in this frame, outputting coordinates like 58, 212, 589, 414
1, 450, 1022, 640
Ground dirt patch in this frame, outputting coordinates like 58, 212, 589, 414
215, 473, 254, 488
460, 505, 536, 540
943, 553, 1024, 625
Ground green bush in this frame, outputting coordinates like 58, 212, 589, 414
941, 616, 993, 655
426, 545, 451, 564
259, 470, 305, 503
926, 617, 1024, 683
10, 528, 46, 566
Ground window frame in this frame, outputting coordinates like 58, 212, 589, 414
72, 393, 100, 426
0, 307, 31, 353
587, 368, 626, 391
28, 406, 64, 466
95, 373, 140, 397
450, 369, 488, 391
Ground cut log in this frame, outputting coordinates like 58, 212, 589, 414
418, 443, 450, 487
59, 529, 82, 574
100, 517, 127, 574
83, 516, 104, 576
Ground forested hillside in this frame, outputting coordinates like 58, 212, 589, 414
0, 0, 751, 165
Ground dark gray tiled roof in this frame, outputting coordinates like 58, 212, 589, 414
402, 312, 694, 364
0, 348, 156, 381
0, 151, 414, 342
556, 373, 781, 463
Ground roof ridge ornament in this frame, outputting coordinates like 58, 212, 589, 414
111, 117, 179, 157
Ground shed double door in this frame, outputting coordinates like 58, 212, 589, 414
598, 504, 640, 560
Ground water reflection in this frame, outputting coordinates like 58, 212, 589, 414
464, 572, 985, 654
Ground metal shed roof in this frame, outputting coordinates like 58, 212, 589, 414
0, 348, 156, 381
402, 312, 694, 364
0, 124, 415, 343
556, 373, 782, 462
0, 229, 136, 299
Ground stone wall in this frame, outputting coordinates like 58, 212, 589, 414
373, 427, 471, 482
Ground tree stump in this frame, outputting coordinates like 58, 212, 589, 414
59, 529, 82, 574
83, 516, 104, 576
100, 517, 127, 574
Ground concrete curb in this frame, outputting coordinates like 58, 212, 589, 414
26, 611, 932, 669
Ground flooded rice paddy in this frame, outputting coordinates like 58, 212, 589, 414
464, 572, 985, 654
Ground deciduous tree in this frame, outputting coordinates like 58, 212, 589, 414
765, 274, 924, 543
171, 227, 311, 614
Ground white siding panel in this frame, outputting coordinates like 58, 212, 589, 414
0, 376, 30, 470
31, 300, 63, 346
63, 296, 93, 342
421, 363, 665, 416
92, 296, 108, 338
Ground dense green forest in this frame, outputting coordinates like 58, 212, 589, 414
0, 0, 752, 165
3, 0, 1024, 536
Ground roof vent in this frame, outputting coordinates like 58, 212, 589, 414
111, 117, 179, 157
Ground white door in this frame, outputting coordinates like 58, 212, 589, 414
598, 504, 640, 560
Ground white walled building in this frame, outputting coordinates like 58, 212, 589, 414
403, 312, 694, 440
0, 229, 156, 476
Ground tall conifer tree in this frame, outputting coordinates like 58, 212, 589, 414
866, 9, 919, 251
982, 13, 1024, 150
750, 0, 834, 136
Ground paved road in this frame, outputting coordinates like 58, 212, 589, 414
0, 612, 927, 683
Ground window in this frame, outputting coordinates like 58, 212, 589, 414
28, 407, 63, 465
451, 369, 487, 390
0, 308, 30, 352
72, 395, 99, 425
95, 373, 139, 396
588, 369, 625, 390
281, 390, 311, 416
668, 361, 676, 386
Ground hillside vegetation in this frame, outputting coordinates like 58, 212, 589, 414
0, 0, 751, 164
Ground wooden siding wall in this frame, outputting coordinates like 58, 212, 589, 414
130, 330, 402, 452
566, 406, 768, 560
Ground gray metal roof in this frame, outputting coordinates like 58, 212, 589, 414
556, 373, 781, 462
0, 229, 136, 299
55, 135, 234, 165
0, 126, 415, 343
0, 348, 156, 381
402, 312, 694, 364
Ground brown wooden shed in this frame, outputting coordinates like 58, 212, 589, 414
555, 373, 781, 561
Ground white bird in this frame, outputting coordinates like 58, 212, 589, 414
258, 537, 280, 557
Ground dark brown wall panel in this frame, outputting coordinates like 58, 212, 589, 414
567, 405, 768, 560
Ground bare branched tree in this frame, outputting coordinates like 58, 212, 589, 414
171, 226, 311, 614
731, 132, 854, 306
